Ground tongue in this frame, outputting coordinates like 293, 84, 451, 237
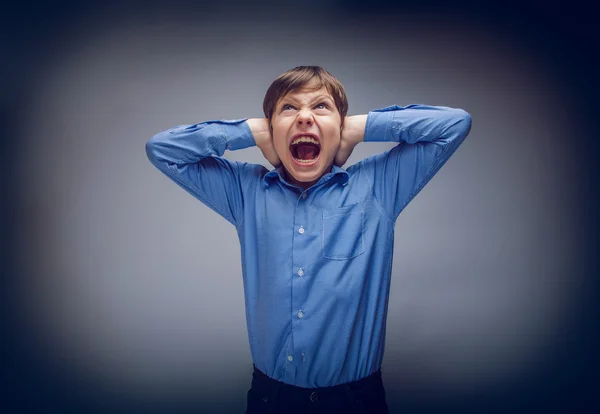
296, 144, 317, 160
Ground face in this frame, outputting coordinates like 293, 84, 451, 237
271, 80, 342, 189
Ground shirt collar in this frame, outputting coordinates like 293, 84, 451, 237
261, 164, 349, 189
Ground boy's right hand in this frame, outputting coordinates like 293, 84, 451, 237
247, 118, 281, 168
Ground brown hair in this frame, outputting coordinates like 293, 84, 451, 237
263, 66, 348, 123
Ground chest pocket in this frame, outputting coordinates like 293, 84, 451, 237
322, 203, 365, 260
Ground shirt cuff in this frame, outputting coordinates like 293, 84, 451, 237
363, 105, 401, 142
216, 118, 256, 151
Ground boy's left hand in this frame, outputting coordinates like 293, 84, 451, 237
335, 115, 367, 167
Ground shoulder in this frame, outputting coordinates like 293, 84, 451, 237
345, 145, 405, 174
229, 159, 271, 186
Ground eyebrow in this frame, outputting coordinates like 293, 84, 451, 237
279, 94, 334, 106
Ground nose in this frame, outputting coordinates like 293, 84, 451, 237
296, 109, 313, 126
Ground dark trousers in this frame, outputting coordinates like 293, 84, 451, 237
245, 365, 389, 414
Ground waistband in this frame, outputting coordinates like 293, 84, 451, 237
252, 365, 383, 399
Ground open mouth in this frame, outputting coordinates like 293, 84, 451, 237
289, 135, 321, 165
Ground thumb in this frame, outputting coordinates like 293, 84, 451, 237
334, 145, 349, 167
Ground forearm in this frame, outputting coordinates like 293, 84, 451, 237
145, 119, 256, 167
364, 104, 472, 144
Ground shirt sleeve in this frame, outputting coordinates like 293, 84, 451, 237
354, 104, 472, 220
145, 119, 262, 227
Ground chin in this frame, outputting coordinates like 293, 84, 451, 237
285, 156, 332, 185
287, 166, 321, 182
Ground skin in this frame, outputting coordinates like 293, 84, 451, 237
249, 80, 368, 190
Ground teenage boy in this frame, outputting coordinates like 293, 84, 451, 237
146, 66, 472, 414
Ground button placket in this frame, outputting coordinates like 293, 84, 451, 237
291, 203, 308, 380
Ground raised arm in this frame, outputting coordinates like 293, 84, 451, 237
145, 118, 277, 226
342, 104, 472, 219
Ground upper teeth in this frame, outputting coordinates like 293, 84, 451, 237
291, 136, 319, 146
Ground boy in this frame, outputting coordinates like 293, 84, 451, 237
146, 66, 472, 413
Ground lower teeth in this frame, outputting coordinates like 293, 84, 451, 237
295, 158, 316, 163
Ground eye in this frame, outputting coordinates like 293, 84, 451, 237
282, 103, 295, 111
314, 102, 329, 109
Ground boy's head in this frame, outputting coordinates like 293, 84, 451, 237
263, 66, 349, 189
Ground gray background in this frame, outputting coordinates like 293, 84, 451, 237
3, 1, 598, 413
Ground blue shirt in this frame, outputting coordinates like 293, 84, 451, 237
145, 104, 472, 387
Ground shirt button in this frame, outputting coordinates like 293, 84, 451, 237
297, 310, 304, 319
297, 268, 304, 277
298, 226, 304, 234
302, 193, 307, 199
287, 355, 293, 362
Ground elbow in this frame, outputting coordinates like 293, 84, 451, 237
145, 135, 159, 164
454, 108, 472, 138
145, 130, 169, 165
